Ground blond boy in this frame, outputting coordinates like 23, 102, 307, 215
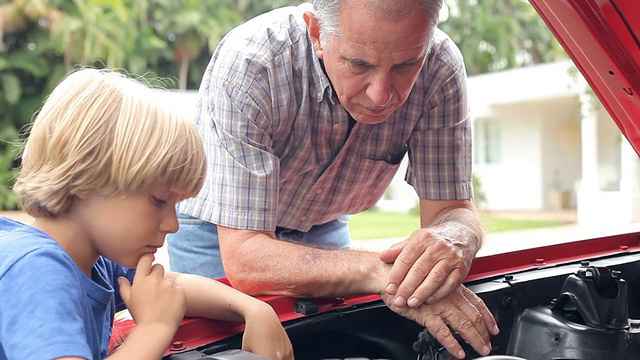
0, 68, 293, 360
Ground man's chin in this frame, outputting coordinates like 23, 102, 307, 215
354, 114, 391, 125
350, 106, 396, 124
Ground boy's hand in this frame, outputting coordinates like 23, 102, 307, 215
242, 302, 294, 360
118, 254, 186, 331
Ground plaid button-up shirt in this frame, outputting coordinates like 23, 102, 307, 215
180, 4, 472, 232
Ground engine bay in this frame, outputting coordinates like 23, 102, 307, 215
165, 249, 640, 360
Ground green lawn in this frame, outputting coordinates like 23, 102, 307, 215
481, 216, 567, 233
348, 209, 568, 240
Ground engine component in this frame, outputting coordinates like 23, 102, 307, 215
412, 328, 482, 360
506, 266, 640, 359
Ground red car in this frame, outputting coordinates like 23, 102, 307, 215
111, 1, 640, 359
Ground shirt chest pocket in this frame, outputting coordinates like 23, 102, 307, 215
357, 142, 408, 165
328, 150, 405, 213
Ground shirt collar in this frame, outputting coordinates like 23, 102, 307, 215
308, 38, 338, 105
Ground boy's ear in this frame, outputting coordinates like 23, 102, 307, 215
304, 11, 324, 59
73, 192, 89, 200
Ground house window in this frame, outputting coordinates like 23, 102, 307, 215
474, 119, 501, 164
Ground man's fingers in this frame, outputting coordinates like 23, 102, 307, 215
394, 256, 463, 307
446, 305, 492, 356
380, 294, 465, 359
385, 284, 496, 359
383, 294, 467, 358
461, 286, 500, 335
384, 243, 424, 298
423, 315, 466, 359
420, 267, 465, 305
392, 253, 435, 307
438, 287, 496, 356
378, 239, 407, 263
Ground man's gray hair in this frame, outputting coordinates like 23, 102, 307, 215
310, 0, 444, 48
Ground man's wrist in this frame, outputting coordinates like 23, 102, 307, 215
428, 208, 484, 254
428, 220, 483, 255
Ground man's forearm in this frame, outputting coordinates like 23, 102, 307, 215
219, 230, 388, 298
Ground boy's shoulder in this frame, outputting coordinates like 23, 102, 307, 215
0, 217, 64, 272
0, 216, 55, 248
0, 217, 131, 292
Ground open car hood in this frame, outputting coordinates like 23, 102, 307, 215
110, 1, 640, 359
530, 0, 640, 154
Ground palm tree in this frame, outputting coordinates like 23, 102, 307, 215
149, 0, 243, 89
48, 0, 131, 70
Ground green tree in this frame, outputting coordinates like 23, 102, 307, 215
0, 0, 305, 209
0, 0, 65, 209
49, 0, 130, 69
149, 0, 243, 89
439, 0, 567, 75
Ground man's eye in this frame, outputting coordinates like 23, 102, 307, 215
350, 62, 371, 73
394, 62, 417, 71
151, 196, 167, 206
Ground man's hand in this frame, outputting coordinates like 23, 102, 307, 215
381, 285, 499, 359
379, 223, 477, 307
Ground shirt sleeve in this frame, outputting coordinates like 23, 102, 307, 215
182, 41, 281, 231
406, 33, 474, 200
0, 248, 93, 360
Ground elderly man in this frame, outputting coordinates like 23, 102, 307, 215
168, 0, 499, 358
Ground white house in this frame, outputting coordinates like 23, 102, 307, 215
382, 60, 640, 227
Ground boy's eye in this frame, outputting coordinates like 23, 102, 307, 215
151, 195, 167, 206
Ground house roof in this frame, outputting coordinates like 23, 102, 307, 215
467, 60, 584, 118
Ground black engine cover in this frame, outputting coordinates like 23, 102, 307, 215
507, 266, 640, 359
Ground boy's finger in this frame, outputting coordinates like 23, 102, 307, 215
150, 263, 166, 278
118, 277, 132, 305
134, 254, 155, 278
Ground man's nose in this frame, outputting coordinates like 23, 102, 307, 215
366, 72, 393, 107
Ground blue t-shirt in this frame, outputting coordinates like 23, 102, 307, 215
0, 217, 135, 360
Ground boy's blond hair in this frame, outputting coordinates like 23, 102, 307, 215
14, 68, 206, 217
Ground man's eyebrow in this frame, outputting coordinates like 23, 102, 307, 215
342, 55, 425, 67
342, 56, 373, 66
397, 53, 427, 66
